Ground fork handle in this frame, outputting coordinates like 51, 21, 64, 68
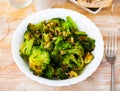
111, 64, 116, 91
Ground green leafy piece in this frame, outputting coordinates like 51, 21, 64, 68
66, 16, 78, 31
20, 39, 34, 56
79, 36, 95, 52
43, 33, 50, 42
19, 31, 34, 60
73, 31, 87, 36
62, 21, 71, 35
55, 41, 72, 51
27, 21, 46, 32
55, 68, 68, 79
84, 52, 94, 64
48, 18, 65, 26
61, 42, 84, 56
24, 31, 33, 40
68, 70, 78, 78
54, 36, 63, 45
42, 65, 54, 79
29, 47, 50, 76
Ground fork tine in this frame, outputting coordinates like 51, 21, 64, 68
109, 31, 112, 55
111, 31, 115, 55
106, 31, 111, 55
114, 30, 118, 55
105, 31, 109, 54
105, 30, 118, 55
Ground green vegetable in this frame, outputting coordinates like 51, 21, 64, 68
19, 31, 34, 61
79, 36, 95, 52
19, 16, 95, 80
68, 70, 78, 78
84, 52, 94, 64
42, 65, 54, 79
66, 16, 78, 32
29, 47, 50, 76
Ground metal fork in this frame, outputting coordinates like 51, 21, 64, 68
105, 30, 118, 91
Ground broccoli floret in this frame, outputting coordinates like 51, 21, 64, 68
45, 18, 65, 36
55, 54, 84, 79
70, 55, 84, 75
27, 21, 47, 39
27, 23, 37, 32
42, 65, 54, 79
66, 16, 78, 32
53, 36, 63, 44
54, 54, 75, 79
66, 16, 87, 37
19, 31, 34, 60
20, 39, 34, 56
61, 54, 83, 68
54, 41, 72, 51
42, 33, 53, 50
55, 68, 68, 79
51, 37, 72, 56
61, 54, 73, 68
24, 31, 33, 40
74, 42, 84, 56
29, 47, 50, 76
89, 38, 95, 51
27, 21, 46, 32
79, 36, 95, 52
48, 18, 65, 26
62, 21, 71, 35
51, 41, 72, 58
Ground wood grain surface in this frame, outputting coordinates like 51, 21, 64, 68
0, 0, 120, 91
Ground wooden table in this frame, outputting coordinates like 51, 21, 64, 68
0, 0, 120, 91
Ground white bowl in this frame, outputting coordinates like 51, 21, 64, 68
11, 8, 104, 87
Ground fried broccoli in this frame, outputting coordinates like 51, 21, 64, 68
19, 31, 34, 61
55, 68, 68, 79
84, 52, 94, 64
27, 21, 46, 32
42, 65, 54, 79
55, 54, 84, 79
19, 16, 96, 80
79, 35, 95, 52
29, 47, 50, 76
48, 17, 65, 27
66, 16, 78, 32
68, 70, 78, 78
